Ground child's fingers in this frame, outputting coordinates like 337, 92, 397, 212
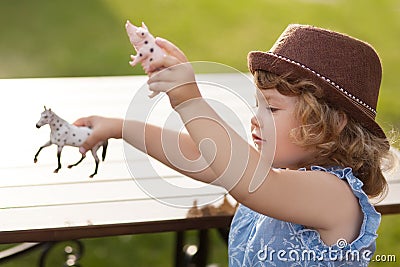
147, 55, 180, 74
79, 142, 91, 155
148, 81, 172, 94
73, 116, 97, 154
73, 117, 93, 127
79, 132, 101, 154
155, 37, 188, 62
147, 68, 168, 83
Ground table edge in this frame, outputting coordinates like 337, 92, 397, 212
0, 215, 234, 244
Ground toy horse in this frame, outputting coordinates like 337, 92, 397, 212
125, 20, 165, 98
34, 106, 108, 178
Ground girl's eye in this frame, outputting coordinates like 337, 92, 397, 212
266, 106, 279, 113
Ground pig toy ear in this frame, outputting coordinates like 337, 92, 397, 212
141, 22, 148, 30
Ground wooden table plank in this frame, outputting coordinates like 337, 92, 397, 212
0, 216, 234, 244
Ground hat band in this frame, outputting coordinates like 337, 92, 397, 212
267, 52, 377, 116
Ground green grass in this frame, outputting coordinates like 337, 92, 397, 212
0, 0, 399, 266
373, 214, 400, 266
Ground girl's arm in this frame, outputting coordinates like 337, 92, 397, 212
147, 39, 359, 232
74, 116, 217, 183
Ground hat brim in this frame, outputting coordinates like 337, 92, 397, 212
248, 51, 388, 143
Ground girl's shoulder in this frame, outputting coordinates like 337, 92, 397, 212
300, 165, 380, 244
299, 165, 377, 221
300, 165, 366, 197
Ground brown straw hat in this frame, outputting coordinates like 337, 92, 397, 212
248, 24, 388, 147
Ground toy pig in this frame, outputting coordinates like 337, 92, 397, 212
125, 20, 165, 98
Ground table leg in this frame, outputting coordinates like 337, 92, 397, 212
216, 228, 229, 244
193, 229, 208, 267
175, 231, 185, 267
174, 230, 209, 267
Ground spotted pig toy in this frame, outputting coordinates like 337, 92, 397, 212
125, 20, 165, 98
34, 106, 108, 178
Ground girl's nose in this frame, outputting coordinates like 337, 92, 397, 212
251, 115, 260, 128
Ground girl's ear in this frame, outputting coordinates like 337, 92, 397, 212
338, 111, 348, 133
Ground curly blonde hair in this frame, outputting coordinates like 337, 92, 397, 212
254, 70, 395, 199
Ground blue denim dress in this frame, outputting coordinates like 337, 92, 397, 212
228, 166, 380, 267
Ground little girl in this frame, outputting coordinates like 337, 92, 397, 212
75, 24, 394, 266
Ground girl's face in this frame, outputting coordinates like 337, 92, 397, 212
251, 88, 315, 169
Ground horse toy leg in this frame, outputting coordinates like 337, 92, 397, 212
90, 149, 100, 178
68, 154, 86, 169
34, 141, 52, 163
89, 141, 108, 178
54, 145, 64, 173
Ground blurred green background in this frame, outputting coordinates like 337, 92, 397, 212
0, 0, 399, 266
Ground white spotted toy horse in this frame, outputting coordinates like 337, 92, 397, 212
125, 20, 165, 98
34, 106, 108, 178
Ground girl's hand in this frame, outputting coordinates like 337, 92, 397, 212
147, 38, 201, 108
73, 116, 123, 154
